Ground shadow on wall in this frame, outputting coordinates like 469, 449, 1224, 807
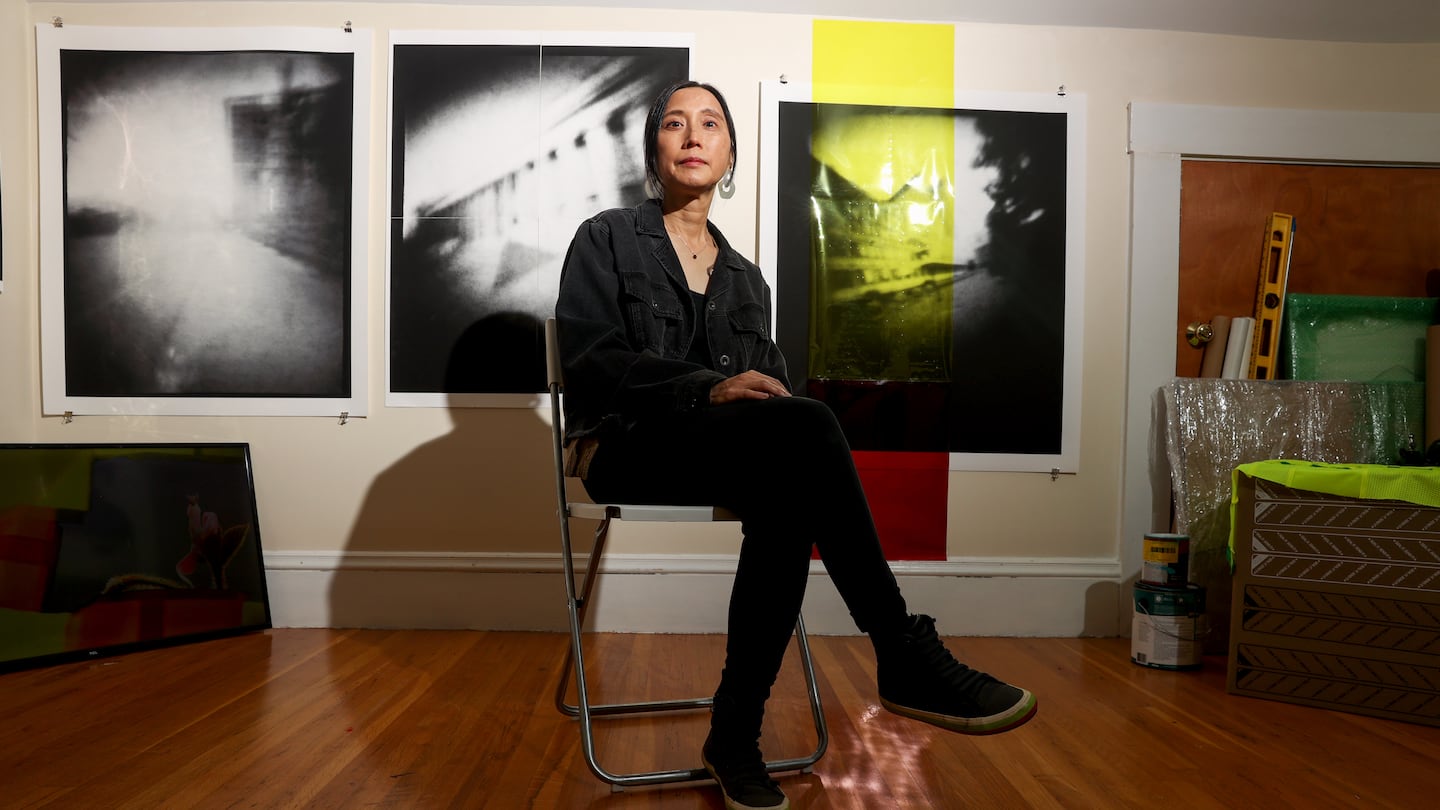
1090, 578, 1128, 640
329, 312, 569, 629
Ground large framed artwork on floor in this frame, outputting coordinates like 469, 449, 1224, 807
36, 25, 372, 417
759, 82, 1085, 473
0, 443, 271, 672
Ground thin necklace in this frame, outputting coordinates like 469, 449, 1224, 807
667, 224, 712, 260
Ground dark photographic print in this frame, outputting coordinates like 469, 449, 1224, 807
0, 443, 271, 672
762, 85, 1083, 471
387, 34, 690, 405
38, 26, 370, 416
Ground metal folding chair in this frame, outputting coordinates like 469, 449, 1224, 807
544, 317, 828, 789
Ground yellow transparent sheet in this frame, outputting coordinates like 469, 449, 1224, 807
807, 106, 955, 383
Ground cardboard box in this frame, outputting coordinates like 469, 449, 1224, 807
1228, 469, 1440, 727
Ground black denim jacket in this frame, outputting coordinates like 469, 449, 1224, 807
555, 199, 790, 444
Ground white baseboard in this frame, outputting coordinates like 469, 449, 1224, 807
264, 551, 1124, 637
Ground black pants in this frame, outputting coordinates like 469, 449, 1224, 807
581, 396, 909, 711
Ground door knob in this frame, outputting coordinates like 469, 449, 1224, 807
1185, 322, 1214, 348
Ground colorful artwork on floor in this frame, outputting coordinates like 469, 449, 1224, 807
0, 444, 271, 672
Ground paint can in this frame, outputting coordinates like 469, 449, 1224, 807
1141, 532, 1190, 587
1131, 582, 1206, 670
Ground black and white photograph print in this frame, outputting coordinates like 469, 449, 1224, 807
37, 26, 371, 417
387, 32, 690, 406
760, 83, 1085, 473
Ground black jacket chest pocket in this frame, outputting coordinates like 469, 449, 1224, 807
727, 304, 768, 338
619, 272, 685, 353
726, 304, 769, 367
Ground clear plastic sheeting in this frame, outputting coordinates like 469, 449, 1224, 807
1156, 378, 1423, 653
1161, 379, 1423, 534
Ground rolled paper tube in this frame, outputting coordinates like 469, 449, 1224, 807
1427, 325, 1440, 447
1198, 316, 1232, 378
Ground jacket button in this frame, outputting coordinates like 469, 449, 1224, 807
707, 301, 716, 311
651, 301, 659, 309
719, 355, 731, 366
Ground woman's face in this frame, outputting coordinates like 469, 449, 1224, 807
653, 86, 732, 198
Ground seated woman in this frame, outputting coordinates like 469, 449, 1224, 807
555, 80, 1036, 810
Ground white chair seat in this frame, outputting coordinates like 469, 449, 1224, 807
567, 502, 738, 522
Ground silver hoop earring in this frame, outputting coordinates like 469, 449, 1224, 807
719, 172, 735, 199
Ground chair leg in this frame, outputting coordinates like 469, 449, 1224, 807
558, 614, 828, 786
554, 514, 714, 787
553, 514, 611, 717
553, 512, 828, 787
556, 513, 716, 719
768, 612, 829, 776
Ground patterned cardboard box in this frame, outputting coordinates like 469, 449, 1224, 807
1227, 472, 1440, 727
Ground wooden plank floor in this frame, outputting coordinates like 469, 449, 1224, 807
3, 629, 1439, 808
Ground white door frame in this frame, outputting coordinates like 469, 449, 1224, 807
1121, 103, 1440, 586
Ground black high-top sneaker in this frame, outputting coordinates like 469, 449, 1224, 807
872, 614, 1037, 735
701, 694, 788, 810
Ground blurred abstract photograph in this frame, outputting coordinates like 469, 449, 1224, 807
387, 36, 689, 402
59, 48, 356, 399
36, 26, 371, 417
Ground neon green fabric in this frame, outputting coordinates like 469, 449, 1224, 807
1228, 460, 1440, 563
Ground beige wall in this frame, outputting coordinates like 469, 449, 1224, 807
2, 3, 1437, 567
